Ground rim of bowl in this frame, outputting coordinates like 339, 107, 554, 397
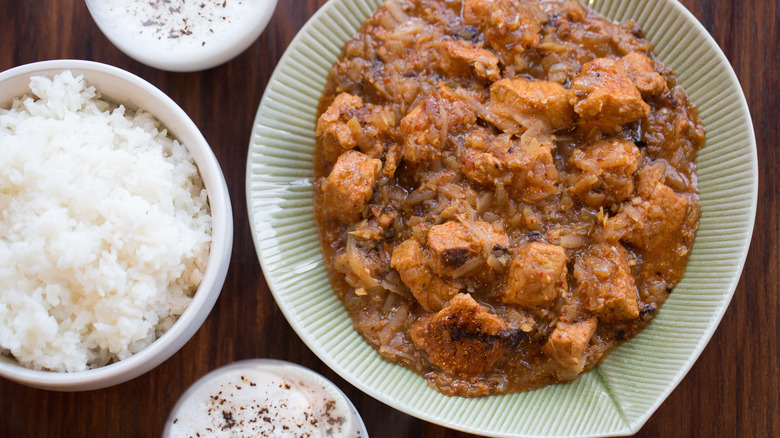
0, 59, 233, 391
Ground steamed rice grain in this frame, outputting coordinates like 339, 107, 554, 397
0, 71, 211, 372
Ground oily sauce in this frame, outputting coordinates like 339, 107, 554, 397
313, 0, 704, 396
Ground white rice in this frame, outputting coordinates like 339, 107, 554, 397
0, 71, 212, 372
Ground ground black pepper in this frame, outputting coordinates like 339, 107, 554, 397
117, 0, 246, 46
170, 370, 359, 437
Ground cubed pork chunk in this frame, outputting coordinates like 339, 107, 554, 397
317, 93, 362, 152
463, 0, 541, 63
536, 0, 587, 23
410, 293, 519, 377
489, 78, 574, 133
439, 40, 500, 81
460, 129, 521, 186
568, 139, 641, 207
570, 57, 650, 127
316, 92, 396, 162
510, 133, 561, 202
617, 52, 667, 97
613, 164, 700, 286
427, 220, 508, 277
502, 242, 568, 307
460, 147, 504, 187
322, 150, 382, 223
459, 129, 559, 203
574, 242, 639, 322
620, 180, 691, 252
543, 317, 598, 372
399, 85, 477, 163
391, 238, 460, 312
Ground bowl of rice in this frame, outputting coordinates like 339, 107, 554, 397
0, 60, 232, 391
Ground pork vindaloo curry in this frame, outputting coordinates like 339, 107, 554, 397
313, 0, 704, 397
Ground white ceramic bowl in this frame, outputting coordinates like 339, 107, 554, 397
0, 59, 233, 391
162, 359, 368, 437
246, 0, 757, 436
84, 0, 278, 72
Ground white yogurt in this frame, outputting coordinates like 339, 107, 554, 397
85, 0, 277, 71
163, 360, 367, 437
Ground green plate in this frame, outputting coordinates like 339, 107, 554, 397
246, 0, 757, 436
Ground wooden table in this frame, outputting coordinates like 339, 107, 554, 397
0, 1, 776, 436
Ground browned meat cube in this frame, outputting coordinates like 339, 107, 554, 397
439, 40, 500, 81
574, 243, 639, 322
489, 78, 574, 133
410, 293, 518, 377
428, 222, 475, 276
621, 180, 691, 252
460, 146, 504, 187
399, 85, 476, 163
463, 0, 541, 63
398, 103, 435, 163
568, 139, 641, 207
536, 0, 587, 22
501, 242, 568, 307
316, 92, 395, 162
391, 238, 460, 312
459, 129, 559, 203
322, 150, 382, 223
317, 93, 362, 151
570, 57, 650, 126
543, 317, 598, 371
460, 129, 519, 186
511, 134, 561, 203
427, 220, 508, 277
618, 52, 667, 97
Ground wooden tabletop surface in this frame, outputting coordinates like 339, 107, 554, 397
0, 1, 777, 437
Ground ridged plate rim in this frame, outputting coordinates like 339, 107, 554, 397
246, 0, 757, 436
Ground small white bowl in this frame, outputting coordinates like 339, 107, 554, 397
0, 59, 233, 391
84, 0, 278, 72
163, 359, 368, 438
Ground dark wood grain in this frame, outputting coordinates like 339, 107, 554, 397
0, 1, 776, 437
